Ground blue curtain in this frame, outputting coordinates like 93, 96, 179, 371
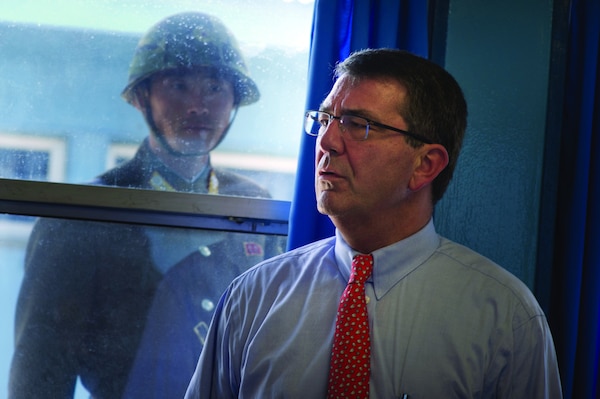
550, 0, 600, 397
287, 0, 429, 250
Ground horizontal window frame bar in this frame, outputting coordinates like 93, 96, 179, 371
0, 178, 290, 235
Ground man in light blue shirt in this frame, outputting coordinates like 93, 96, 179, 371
185, 49, 562, 398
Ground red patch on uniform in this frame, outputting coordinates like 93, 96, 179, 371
244, 241, 264, 256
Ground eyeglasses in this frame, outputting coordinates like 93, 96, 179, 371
304, 110, 433, 144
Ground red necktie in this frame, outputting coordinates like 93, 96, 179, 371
327, 254, 374, 399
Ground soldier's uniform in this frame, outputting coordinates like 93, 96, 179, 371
122, 234, 281, 399
9, 12, 280, 399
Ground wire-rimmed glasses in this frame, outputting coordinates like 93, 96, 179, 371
304, 110, 433, 144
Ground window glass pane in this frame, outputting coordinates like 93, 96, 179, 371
0, 0, 313, 201
0, 134, 66, 181
0, 149, 49, 180
1, 213, 286, 398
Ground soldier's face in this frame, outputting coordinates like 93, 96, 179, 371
148, 69, 236, 155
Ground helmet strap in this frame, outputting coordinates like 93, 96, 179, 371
204, 106, 238, 153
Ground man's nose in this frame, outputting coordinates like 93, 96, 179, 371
317, 118, 344, 154
186, 95, 209, 115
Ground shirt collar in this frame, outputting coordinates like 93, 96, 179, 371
334, 218, 440, 300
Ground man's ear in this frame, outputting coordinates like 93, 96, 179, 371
409, 144, 449, 192
131, 83, 150, 112
131, 92, 145, 111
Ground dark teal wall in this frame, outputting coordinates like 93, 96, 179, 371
434, 0, 554, 288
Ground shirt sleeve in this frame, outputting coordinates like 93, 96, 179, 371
10, 218, 90, 398
509, 314, 563, 398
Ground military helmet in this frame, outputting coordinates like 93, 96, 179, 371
121, 12, 259, 106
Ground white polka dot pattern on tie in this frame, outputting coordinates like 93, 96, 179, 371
327, 254, 373, 399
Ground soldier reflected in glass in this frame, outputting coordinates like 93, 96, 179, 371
9, 12, 282, 399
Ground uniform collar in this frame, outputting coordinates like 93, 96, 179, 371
136, 139, 216, 193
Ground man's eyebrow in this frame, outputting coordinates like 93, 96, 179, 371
316, 104, 383, 122
318, 103, 331, 112
340, 108, 379, 120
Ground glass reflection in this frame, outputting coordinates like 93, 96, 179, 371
1, 2, 310, 397
0, 0, 312, 201
5, 214, 285, 398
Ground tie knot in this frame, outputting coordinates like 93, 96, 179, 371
350, 254, 373, 285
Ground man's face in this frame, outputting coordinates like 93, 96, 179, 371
147, 69, 236, 155
315, 76, 420, 224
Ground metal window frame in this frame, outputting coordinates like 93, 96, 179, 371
0, 178, 290, 235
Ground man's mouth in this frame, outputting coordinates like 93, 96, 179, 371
183, 124, 210, 130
